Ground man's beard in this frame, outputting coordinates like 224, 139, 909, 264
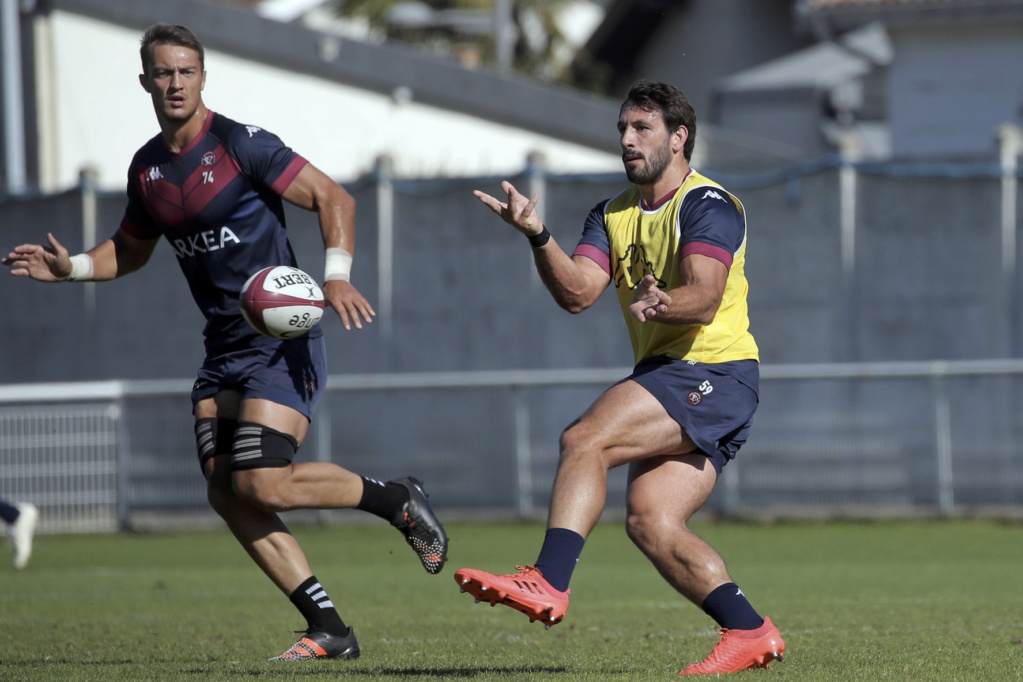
624, 141, 672, 185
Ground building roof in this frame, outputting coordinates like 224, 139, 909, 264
50, 0, 622, 155
717, 22, 890, 92
36, 0, 813, 176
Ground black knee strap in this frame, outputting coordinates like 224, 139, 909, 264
195, 417, 238, 471
231, 421, 299, 470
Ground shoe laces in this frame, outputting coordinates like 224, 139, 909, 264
508, 566, 563, 596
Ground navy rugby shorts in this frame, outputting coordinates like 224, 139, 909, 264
628, 356, 759, 475
190, 335, 327, 420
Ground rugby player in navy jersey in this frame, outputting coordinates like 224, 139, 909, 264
3, 24, 447, 662
455, 81, 784, 675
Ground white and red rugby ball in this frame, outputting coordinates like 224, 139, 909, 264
239, 266, 325, 339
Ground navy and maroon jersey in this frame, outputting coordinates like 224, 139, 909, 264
119, 111, 318, 353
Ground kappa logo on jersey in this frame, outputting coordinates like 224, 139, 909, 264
245, 125, 261, 138
613, 244, 667, 290
169, 226, 242, 259
201, 151, 216, 167
147, 166, 163, 181
702, 189, 727, 203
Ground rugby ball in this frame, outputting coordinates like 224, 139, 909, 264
240, 266, 325, 339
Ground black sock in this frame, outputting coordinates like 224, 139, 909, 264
701, 582, 764, 631
533, 527, 585, 592
289, 576, 348, 636
356, 476, 409, 523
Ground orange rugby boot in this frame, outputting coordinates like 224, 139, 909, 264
455, 565, 569, 629
679, 617, 785, 675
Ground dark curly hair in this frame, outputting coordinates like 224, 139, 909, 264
622, 81, 697, 161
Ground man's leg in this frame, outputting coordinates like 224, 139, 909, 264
203, 451, 318, 595
197, 395, 334, 593
197, 395, 445, 575
227, 398, 447, 574
202, 440, 360, 661
625, 456, 784, 674
624, 454, 733, 605
455, 379, 690, 626
547, 380, 696, 533
196, 397, 443, 661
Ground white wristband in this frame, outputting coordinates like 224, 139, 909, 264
324, 247, 353, 282
67, 253, 94, 281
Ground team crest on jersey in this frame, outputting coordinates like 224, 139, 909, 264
687, 391, 702, 405
201, 151, 216, 166
613, 243, 666, 290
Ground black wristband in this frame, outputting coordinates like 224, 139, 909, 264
527, 226, 551, 248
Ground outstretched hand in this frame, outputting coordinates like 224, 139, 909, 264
473, 181, 544, 237
323, 279, 376, 331
2, 233, 73, 282
629, 275, 671, 322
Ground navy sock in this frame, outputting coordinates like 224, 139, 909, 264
533, 527, 585, 592
289, 576, 348, 636
701, 582, 764, 631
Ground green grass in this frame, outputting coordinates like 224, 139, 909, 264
2, 519, 1023, 681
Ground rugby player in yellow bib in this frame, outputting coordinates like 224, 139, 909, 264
455, 81, 784, 676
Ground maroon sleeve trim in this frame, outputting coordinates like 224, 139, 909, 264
573, 243, 611, 274
270, 155, 310, 195
682, 241, 733, 270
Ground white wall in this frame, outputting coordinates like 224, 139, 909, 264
35, 12, 621, 192
889, 21, 1023, 159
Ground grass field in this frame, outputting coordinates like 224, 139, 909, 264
2, 518, 1022, 681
